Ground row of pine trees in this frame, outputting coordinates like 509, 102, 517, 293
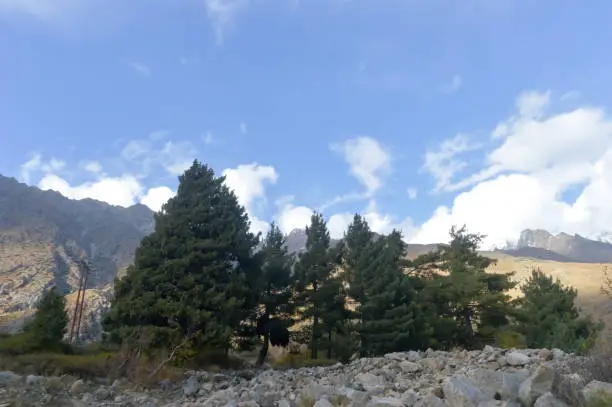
100, 161, 601, 364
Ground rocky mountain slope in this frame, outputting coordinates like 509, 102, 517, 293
2, 346, 611, 406
503, 229, 612, 263
0, 175, 154, 337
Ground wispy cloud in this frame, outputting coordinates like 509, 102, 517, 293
407, 188, 418, 200
204, 0, 249, 45
442, 74, 462, 93
240, 122, 247, 135
129, 61, 150, 77
202, 131, 215, 145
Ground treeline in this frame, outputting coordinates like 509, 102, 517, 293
95, 161, 601, 364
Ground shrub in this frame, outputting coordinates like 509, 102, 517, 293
495, 329, 527, 349
271, 350, 337, 369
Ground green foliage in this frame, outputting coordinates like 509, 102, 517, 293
293, 212, 337, 359
103, 160, 261, 354
256, 222, 295, 365
495, 329, 527, 349
515, 268, 602, 354
412, 226, 515, 350
22, 287, 69, 351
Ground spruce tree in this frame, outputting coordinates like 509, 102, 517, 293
24, 286, 68, 350
294, 212, 333, 359
256, 222, 294, 366
103, 160, 261, 353
515, 268, 600, 353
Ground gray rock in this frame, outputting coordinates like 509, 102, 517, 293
506, 352, 530, 366
183, 375, 200, 397
443, 376, 486, 407
367, 397, 406, 407
25, 374, 44, 385
551, 349, 565, 360
0, 371, 21, 386
399, 361, 422, 373
313, 399, 334, 407
518, 365, 555, 407
277, 400, 292, 407
533, 392, 568, 407
416, 395, 447, 407
476, 402, 520, 407
582, 381, 612, 406
537, 350, 553, 361
94, 386, 112, 401
355, 372, 386, 395
500, 370, 529, 401
70, 379, 86, 395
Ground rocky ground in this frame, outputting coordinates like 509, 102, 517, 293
1, 347, 612, 407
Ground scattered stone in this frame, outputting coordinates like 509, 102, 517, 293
519, 365, 555, 407
506, 352, 530, 366
399, 361, 422, 373
533, 392, 568, 407
582, 380, 612, 406
25, 374, 44, 385
0, 371, 21, 387
70, 379, 86, 395
443, 376, 486, 407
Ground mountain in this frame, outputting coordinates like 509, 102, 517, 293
504, 229, 612, 263
0, 175, 155, 338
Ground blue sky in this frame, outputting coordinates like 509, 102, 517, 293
3, 0, 612, 247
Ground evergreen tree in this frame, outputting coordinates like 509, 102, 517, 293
294, 212, 333, 359
256, 222, 294, 365
358, 231, 423, 355
24, 286, 68, 350
515, 268, 600, 353
413, 226, 514, 349
103, 160, 261, 353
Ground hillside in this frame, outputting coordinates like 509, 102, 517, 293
0, 175, 154, 338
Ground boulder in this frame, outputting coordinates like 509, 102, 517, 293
518, 365, 555, 407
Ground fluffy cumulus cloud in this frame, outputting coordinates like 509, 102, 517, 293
222, 163, 279, 235
413, 90, 612, 248
38, 173, 144, 207
331, 136, 391, 196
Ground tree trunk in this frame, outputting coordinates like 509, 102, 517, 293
463, 307, 474, 345
327, 328, 332, 359
311, 280, 319, 359
256, 326, 269, 366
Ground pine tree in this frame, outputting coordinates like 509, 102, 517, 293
256, 222, 294, 366
103, 160, 261, 353
294, 212, 333, 359
357, 231, 422, 355
413, 226, 515, 349
24, 286, 68, 350
515, 268, 600, 353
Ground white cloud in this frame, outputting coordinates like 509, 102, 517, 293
422, 134, 480, 192
277, 204, 313, 234
84, 161, 103, 174
223, 163, 278, 234
140, 186, 175, 212
129, 61, 150, 77
412, 90, 612, 248
222, 163, 278, 211
407, 187, 417, 200
20, 153, 42, 183
516, 89, 550, 119
204, 0, 249, 45
42, 158, 66, 173
332, 136, 391, 196
120, 137, 198, 177
38, 173, 144, 207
